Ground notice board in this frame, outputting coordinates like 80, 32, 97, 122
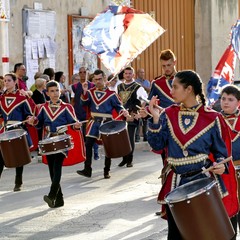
22, 8, 56, 88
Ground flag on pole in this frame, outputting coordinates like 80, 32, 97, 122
231, 19, 240, 60
207, 44, 237, 105
81, 5, 165, 75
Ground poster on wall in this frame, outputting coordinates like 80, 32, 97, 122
68, 15, 99, 79
0, 0, 10, 21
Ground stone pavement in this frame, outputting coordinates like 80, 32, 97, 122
0, 142, 168, 240
0, 142, 239, 240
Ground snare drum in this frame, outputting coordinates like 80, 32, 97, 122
165, 178, 235, 240
99, 120, 132, 158
38, 134, 73, 155
0, 129, 31, 168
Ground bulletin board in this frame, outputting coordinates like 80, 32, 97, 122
22, 8, 56, 88
67, 15, 99, 82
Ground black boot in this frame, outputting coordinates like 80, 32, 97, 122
43, 183, 59, 208
54, 186, 64, 208
14, 175, 23, 192
76, 167, 92, 178
118, 156, 127, 167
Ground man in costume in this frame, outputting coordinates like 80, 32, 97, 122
76, 69, 128, 179
117, 66, 148, 167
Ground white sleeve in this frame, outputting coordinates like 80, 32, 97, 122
137, 86, 148, 100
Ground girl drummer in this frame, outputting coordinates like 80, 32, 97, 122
0, 73, 35, 192
147, 70, 238, 239
29, 80, 81, 208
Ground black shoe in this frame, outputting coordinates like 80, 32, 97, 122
43, 195, 55, 208
104, 173, 111, 179
54, 198, 64, 208
118, 161, 127, 167
13, 184, 22, 192
127, 163, 133, 167
155, 211, 162, 216
76, 170, 92, 178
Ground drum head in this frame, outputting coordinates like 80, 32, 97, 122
0, 129, 27, 141
99, 120, 126, 135
165, 178, 216, 203
39, 134, 70, 144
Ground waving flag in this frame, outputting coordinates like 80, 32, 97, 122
231, 19, 240, 59
81, 5, 165, 75
207, 45, 236, 105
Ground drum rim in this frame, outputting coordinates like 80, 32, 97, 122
38, 134, 71, 144
0, 129, 27, 141
99, 120, 127, 135
164, 178, 216, 203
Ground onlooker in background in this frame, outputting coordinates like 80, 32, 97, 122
31, 78, 47, 142
40, 74, 50, 101
69, 73, 80, 97
135, 68, 150, 142
14, 63, 29, 91
30, 71, 43, 92
107, 74, 121, 93
43, 68, 55, 80
55, 71, 70, 103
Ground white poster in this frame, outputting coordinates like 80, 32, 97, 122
0, 0, 10, 22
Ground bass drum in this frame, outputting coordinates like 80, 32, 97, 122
165, 178, 235, 240
99, 120, 132, 158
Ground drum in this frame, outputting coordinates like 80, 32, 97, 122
165, 178, 235, 240
38, 134, 73, 155
99, 120, 132, 158
0, 129, 31, 168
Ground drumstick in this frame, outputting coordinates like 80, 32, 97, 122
114, 109, 130, 120
135, 105, 153, 117
139, 96, 163, 111
56, 120, 88, 131
6, 119, 29, 129
114, 111, 125, 120
201, 156, 232, 174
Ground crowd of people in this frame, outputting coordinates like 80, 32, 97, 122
1, 48, 240, 239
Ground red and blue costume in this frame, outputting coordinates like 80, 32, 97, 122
148, 75, 174, 108
79, 86, 125, 177
147, 103, 238, 218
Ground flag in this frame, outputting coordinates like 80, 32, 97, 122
231, 19, 240, 60
207, 44, 236, 105
81, 5, 165, 75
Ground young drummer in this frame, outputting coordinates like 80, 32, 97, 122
220, 85, 240, 239
147, 70, 238, 239
30, 80, 81, 208
0, 73, 35, 191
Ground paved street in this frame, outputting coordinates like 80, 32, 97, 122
0, 143, 168, 240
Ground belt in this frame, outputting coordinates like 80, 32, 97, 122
50, 132, 65, 137
180, 169, 202, 178
92, 117, 112, 123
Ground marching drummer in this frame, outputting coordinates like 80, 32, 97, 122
29, 80, 81, 208
147, 70, 238, 239
76, 69, 128, 179
220, 85, 240, 239
0, 73, 36, 192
